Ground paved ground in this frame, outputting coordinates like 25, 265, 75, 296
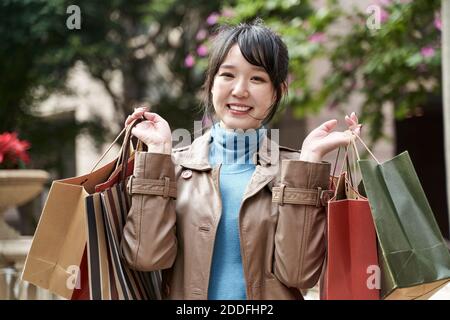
303, 282, 450, 300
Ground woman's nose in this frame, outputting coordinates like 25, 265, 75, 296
231, 79, 249, 98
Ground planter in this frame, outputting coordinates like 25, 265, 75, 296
0, 170, 49, 240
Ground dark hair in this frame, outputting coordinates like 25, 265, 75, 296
201, 19, 289, 125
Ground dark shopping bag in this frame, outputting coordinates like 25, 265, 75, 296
354, 135, 450, 299
85, 121, 162, 300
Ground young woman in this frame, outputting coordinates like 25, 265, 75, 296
121, 20, 361, 300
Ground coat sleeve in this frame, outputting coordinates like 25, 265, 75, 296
121, 151, 178, 271
272, 159, 331, 289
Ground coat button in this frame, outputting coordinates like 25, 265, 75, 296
181, 169, 192, 179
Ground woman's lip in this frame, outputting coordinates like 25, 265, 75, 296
226, 104, 252, 115
227, 103, 252, 108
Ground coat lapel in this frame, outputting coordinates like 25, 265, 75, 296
175, 127, 281, 199
174, 129, 212, 171
242, 133, 280, 201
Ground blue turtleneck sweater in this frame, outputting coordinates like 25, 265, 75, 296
207, 123, 265, 300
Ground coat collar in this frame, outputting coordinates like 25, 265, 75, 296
175, 128, 280, 171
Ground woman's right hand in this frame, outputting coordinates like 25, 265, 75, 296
125, 107, 172, 154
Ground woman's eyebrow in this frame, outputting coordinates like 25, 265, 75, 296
219, 64, 266, 71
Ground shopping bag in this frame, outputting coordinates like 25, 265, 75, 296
85, 121, 162, 300
70, 247, 90, 299
321, 147, 380, 300
71, 135, 135, 300
21, 157, 117, 299
22, 127, 129, 299
354, 135, 450, 299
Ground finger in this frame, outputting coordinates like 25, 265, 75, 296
130, 126, 141, 139
143, 112, 166, 124
130, 109, 147, 121
134, 105, 148, 112
130, 111, 145, 120
345, 115, 355, 126
331, 131, 354, 148
125, 115, 132, 126
350, 112, 358, 124
133, 107, 147, 116
320, 119, 338, 132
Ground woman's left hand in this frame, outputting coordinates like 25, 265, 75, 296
299, 112, 361, 162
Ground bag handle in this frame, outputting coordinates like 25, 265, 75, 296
333, 143, 353, 198
118, 119, 144, 189
89, 118, 144, 186
332, 131, 366, 198
351, 133, 381, 164
90, 127, 127, 173
329, 147, 341, 190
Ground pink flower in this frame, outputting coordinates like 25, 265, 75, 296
0, 132, 31, 168
196, 29, 208, 41
196, 45, 208, 57
184, 54, 195, 68
308, 32, 326, 44
434, 14, 442, 31
420, 46, 435, 58
206, 12, 220, 26
380, 9, 389, 23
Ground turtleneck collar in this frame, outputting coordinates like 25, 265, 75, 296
208, 122, 266, 171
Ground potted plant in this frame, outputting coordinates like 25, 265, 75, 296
0, 132, 49, 239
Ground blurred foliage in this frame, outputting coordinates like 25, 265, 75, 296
313, 0, 442, 143
192, 0, 442, 143
189, 0, 342, 126
0, 0, 221, 174
1, 0, 443, 174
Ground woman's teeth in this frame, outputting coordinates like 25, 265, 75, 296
227, 104, 252, 111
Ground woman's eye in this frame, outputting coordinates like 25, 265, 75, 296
220, 73, 234, 78
251, 76, 266, 82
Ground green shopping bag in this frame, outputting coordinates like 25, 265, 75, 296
353, 136, 450, 299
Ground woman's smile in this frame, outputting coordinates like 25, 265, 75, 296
226, 103, 253, 116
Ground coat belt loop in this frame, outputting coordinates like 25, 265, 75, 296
279, 183, 286, 206
316, 187, 323, 207
163, 177, 170, 198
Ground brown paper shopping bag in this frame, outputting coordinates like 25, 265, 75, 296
21, 158, 117, 299
21, 125, 135, 299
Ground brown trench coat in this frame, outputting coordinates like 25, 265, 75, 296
121, 129, 332, 299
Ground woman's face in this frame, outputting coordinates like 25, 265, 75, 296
211, 44, 276, 130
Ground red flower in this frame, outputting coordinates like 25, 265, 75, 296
0, 132, 31, 169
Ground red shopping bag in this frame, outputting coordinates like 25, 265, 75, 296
321, 172, 380, 300
70, 248, 90, 300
